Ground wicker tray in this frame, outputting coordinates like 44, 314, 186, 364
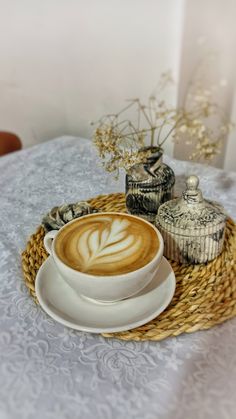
21, 192, 236, 341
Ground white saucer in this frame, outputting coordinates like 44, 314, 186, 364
35, 256, 176, 333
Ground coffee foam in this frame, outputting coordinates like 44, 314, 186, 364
55, 214, 159, 275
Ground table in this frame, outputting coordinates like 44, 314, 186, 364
0, 136, 236, 419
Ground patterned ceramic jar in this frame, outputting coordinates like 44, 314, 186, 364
126, 147, 175, 223
156, 175, 227, 264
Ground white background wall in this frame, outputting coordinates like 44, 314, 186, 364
0, 0, 183, 156
174, 0, 236, 171
225, 89, 236, 171
0, 0, 235, 171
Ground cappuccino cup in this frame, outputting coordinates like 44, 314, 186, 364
44, 212, 164, 302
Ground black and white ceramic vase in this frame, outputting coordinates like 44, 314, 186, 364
125, 147, 175, 223
156, 175, 227, 264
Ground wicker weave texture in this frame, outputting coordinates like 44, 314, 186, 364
21, 193, 236, 341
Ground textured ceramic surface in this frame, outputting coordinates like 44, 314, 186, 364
126, 148, 175, 222
35, 256, 176, 333
156, 175, 227, 264
42, 201, 98, 231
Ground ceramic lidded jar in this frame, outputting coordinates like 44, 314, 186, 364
125, 147, 175, 223
156, 175, 226, 264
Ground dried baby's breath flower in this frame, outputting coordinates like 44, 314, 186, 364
190, 137, 221, 161
92, 70, 233, 175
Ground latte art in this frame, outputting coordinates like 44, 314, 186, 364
55, 214, 159, 275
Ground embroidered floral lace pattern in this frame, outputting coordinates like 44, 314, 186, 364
0, 136, 236, 419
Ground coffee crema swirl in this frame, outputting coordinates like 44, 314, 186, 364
55, 214, 159, 275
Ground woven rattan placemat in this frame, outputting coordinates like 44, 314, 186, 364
21, 192, 236, 341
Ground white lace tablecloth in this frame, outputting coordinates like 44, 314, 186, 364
0, 136, 236, 419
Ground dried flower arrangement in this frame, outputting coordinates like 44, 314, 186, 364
92, 70, 233, 178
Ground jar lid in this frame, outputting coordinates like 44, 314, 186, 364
157, 175, 226, 236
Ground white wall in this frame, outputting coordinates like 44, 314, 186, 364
174, 0, 236, 170
224, 88, 236, 172
0, 0, 184, 155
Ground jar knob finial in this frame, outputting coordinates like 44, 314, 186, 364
186, 175, 199, 191
183, 175, 203, 203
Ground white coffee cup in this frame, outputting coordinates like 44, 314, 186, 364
44, 212, 164, 303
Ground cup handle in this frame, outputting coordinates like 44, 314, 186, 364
44, 230, 58, 254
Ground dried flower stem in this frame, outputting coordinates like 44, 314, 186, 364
92, 69, 233, 176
